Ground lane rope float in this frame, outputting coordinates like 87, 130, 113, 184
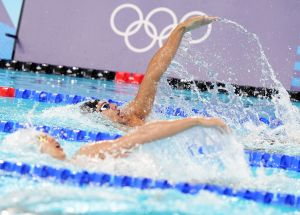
0, 120, 298, 172
0, 159, 299, 208
0, 86, 283, 127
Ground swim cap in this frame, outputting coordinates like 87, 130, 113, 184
79, 100, 100, 113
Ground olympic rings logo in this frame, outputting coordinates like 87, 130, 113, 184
110, 3, 212, 53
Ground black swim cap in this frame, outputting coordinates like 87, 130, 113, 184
79, 99, 100, 113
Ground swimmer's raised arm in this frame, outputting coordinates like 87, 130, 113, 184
74, 117, 228, 159
122, 16, 218, 120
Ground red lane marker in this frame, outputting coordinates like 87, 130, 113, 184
115, 72, 129, 83
132, 73, 144, 84
0, 86, 15, 97
115, 72, 144, 85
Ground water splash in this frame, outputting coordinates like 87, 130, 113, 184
38, 104, 123, 134
221, 19, 300, 124
77, 127, 250, 185
0, 125, 250, 187
156, 18, 300, 152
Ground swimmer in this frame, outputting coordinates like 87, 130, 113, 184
80, 16, 218, 127
35, 117, 229, 161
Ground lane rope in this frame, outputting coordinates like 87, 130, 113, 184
0, 159, 299, 208
0, 120, 121, 142
0, 86, 283, 127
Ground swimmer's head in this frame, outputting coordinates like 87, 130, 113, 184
80, 100, 126, 124
37, 134, 66, 160
2, 129, 66, 161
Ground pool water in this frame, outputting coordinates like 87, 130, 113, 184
1, 69, 300, 214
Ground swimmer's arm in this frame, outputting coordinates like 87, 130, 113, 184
74, 117, 228, 159
122, 24, 185, 119
123, 16, 217, 120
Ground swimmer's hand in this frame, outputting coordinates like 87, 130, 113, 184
182, 16, 218, 32
198, 117, 231, 134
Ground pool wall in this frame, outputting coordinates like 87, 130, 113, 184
1, 59, 300, 101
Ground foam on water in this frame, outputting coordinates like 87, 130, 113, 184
0, 128, 71, 168
76, 127, 250, 185
0, 126, 250, 187
38, 104, 124, 134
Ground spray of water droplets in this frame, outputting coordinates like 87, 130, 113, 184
154, 18, 300, 154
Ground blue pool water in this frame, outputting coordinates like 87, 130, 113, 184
1, 69, 300, 214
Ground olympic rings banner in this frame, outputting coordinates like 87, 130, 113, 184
14, 0, 300, 91
110, 4, 212, 53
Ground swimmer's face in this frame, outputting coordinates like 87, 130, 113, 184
39, 135, 66, 160
96, 101, 126, 124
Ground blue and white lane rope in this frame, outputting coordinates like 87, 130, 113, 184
0, 120, 299, 172
14, 88, 194, 117
12, 88, 283, 127
0, 120, 121, 142
245, 150, 300, 171
0, 159, 299, 208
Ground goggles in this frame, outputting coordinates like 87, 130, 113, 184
98, 101, 110, 112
